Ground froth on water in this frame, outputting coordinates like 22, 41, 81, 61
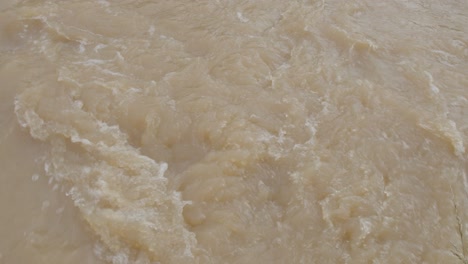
1, 0, 467, 263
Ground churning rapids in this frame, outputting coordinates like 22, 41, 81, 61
1, 0, 467, 263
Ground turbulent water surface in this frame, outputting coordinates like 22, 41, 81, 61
1, 0, 468, 263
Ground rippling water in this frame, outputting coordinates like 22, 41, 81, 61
1, 0, 467, 263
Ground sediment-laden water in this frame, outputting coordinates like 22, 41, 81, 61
1, 0, 467, 263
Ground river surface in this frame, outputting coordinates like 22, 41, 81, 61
1, 0, 468, 263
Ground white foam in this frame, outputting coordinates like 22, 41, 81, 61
97, 0, 110, 7
32, 174, 39, 182
78, 42, 86, 53
237, 12, 249, 23
148, 25, 155, 36
73, 100, 83, 109
94, 44, 108, 53
101, 69, 126, 77
73, 59, 108, 66
424, 71, 440, 94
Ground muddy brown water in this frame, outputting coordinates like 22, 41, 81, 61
1, 0, 467, 263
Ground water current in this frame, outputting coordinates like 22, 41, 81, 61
0, 0, 467, 263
